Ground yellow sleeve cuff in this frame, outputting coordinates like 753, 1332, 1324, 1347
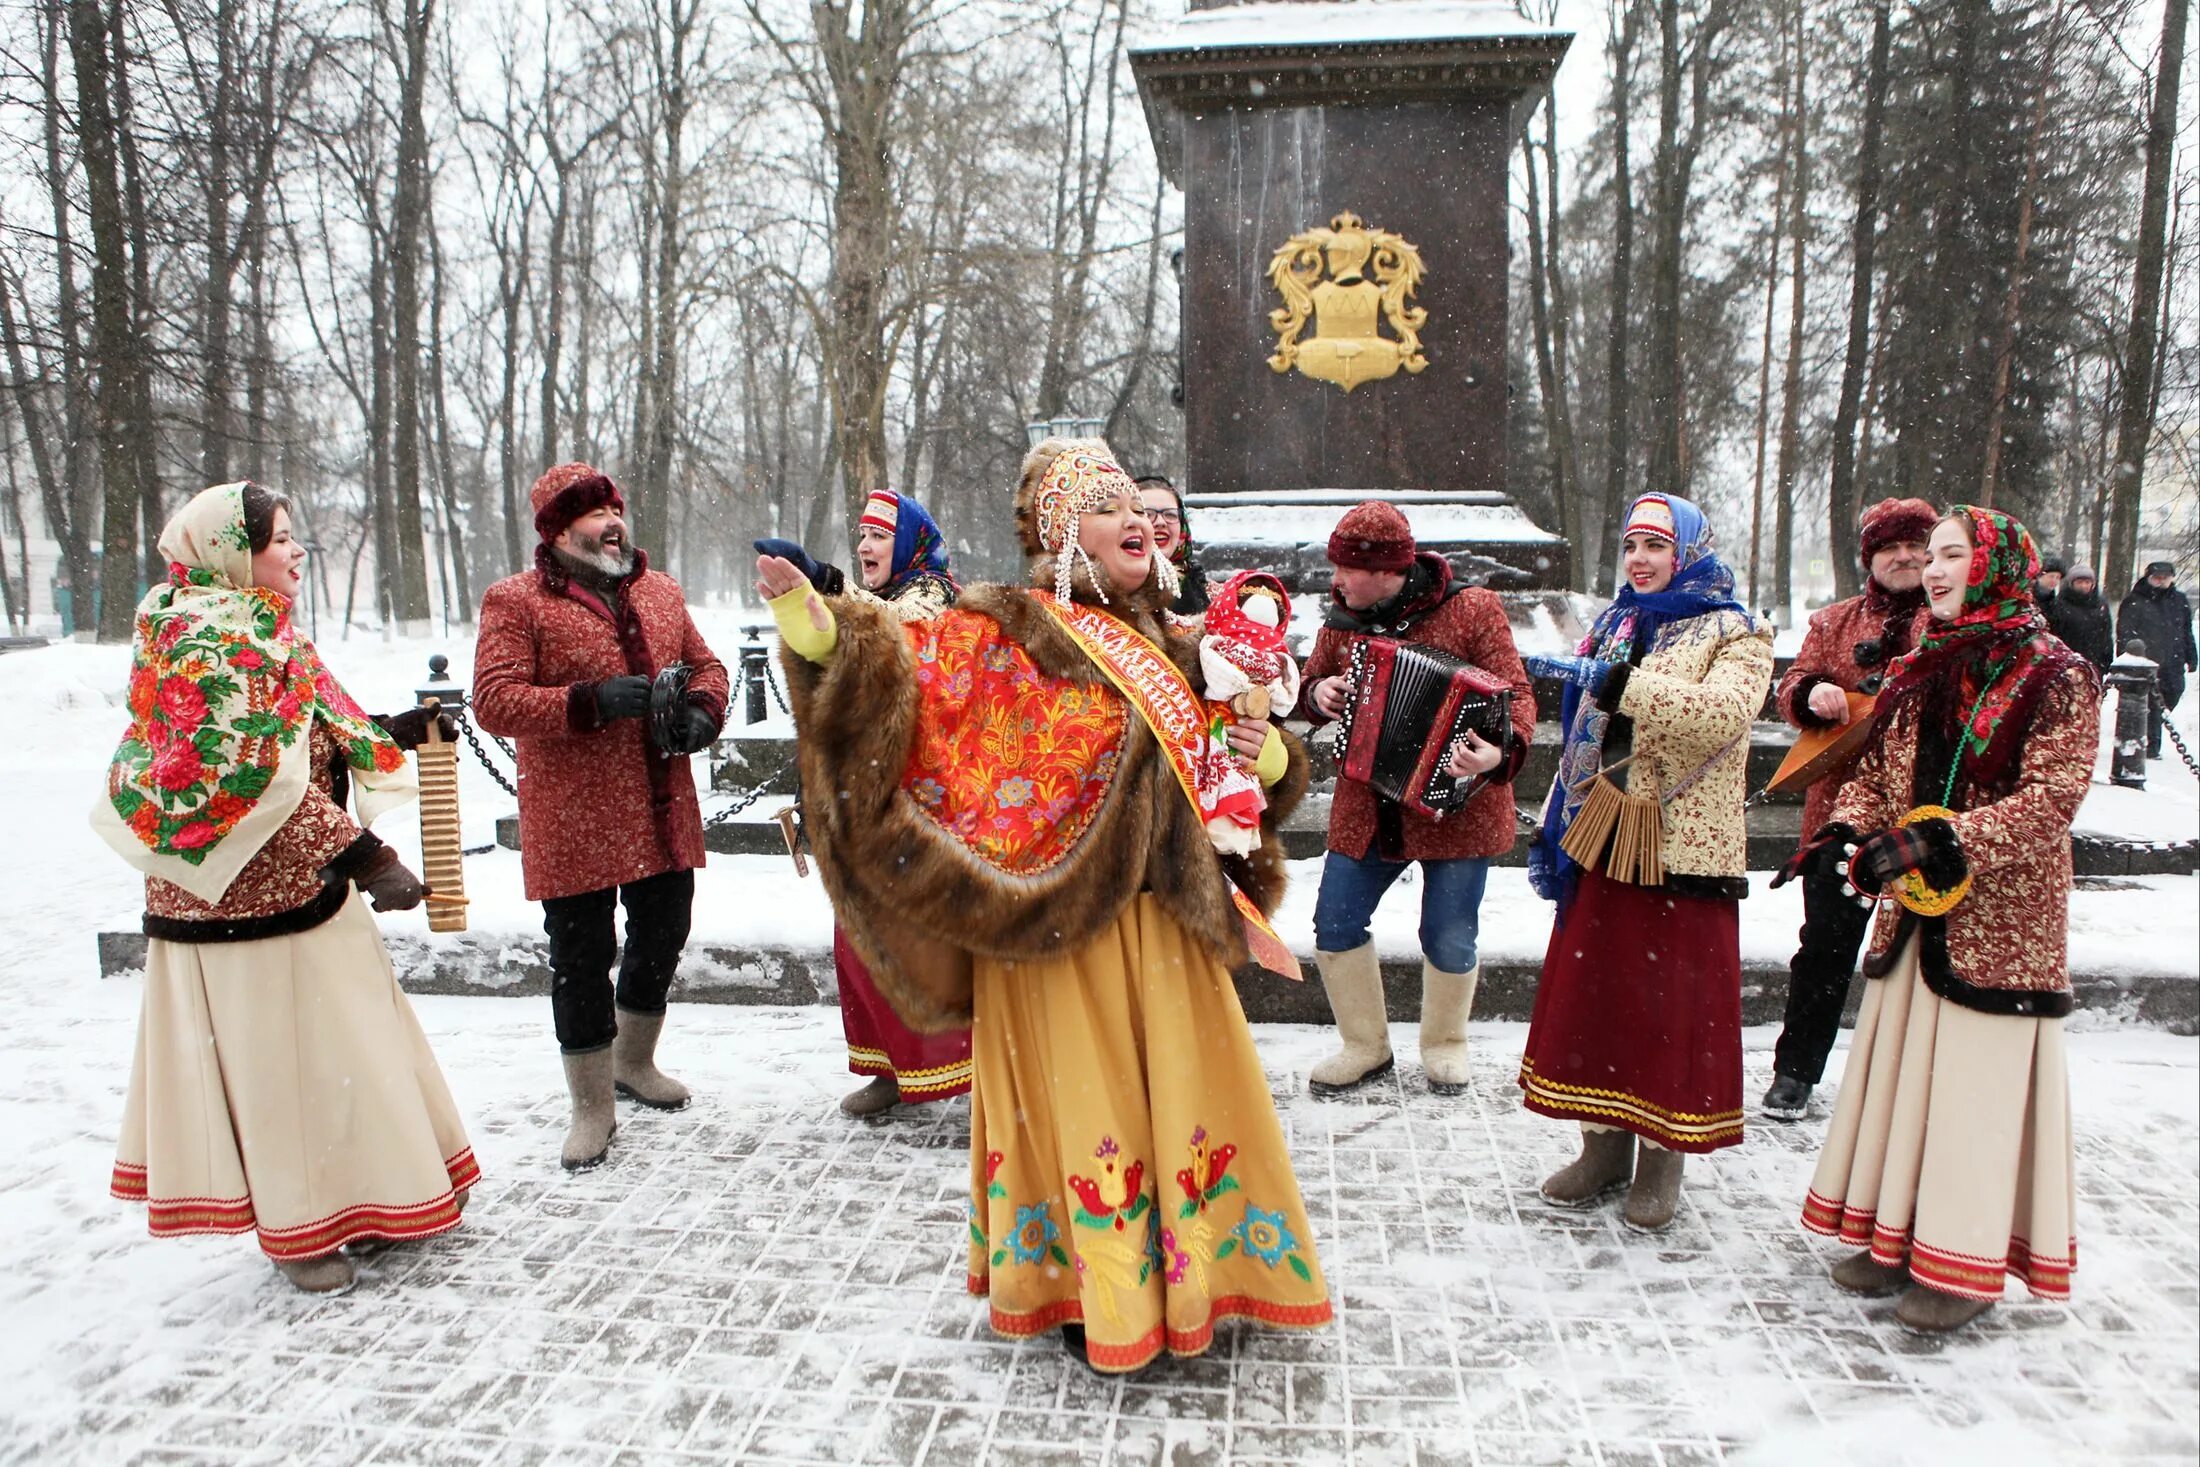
1254, 724, 1289, 788
769, 583, 838, 664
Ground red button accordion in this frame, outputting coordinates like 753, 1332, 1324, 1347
1333, 637, 1514, 817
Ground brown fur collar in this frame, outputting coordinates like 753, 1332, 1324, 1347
782, 583, 1304, 1032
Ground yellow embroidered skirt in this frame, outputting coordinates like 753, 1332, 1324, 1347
967, 893, 1331, 1371
112, 893, 479, 1259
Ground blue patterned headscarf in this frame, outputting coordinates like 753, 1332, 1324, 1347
860, 489, 955, 600
1528, 494, 1751, 909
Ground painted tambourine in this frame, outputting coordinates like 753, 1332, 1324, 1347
1889, 804, 1972, 916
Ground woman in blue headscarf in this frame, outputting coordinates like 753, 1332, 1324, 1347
1516, 493, 1773, 1232
758, 489, 968, 1115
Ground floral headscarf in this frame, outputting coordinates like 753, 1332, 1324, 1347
1529, 493, 1753, 906
860, 489, 956, 602
1876, 504, 2093, 801
92, 483, 412, 902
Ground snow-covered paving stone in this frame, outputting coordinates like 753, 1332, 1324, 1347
0, 996, 2194, 1467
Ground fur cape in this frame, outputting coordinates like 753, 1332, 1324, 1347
780, 559, 1309, 1034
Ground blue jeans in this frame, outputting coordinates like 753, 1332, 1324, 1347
1313, 848, 1490, 973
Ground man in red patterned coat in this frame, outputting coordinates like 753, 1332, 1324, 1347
473, 463, 728, 1171
1760, 496, 1935, 1122
1296, 501, 1537, 1097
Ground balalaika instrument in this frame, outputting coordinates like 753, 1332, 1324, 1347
1334, 637, 1514, 817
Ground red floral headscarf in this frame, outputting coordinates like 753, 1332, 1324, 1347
93, 483, 411, 901
1878, 505, 2093, 799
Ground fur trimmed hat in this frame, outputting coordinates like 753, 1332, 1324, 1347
1858, 496, 1938, 565
1012, 437, 1177, 604
1327, 500, 1415, 572
531, 462, 625, 544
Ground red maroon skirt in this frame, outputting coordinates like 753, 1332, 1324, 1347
836, 929, 972, 1102
1518, 870, 1744, 1153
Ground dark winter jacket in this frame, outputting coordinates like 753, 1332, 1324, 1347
2117, 579, 2198, 695
1298, 553, 1536, 862
2044, 584, 2115, 671
473, 550, 728, 901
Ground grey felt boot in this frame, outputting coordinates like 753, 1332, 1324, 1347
1540, 1128, 1635, 1208
275, 1254, 357, 1295
612, 1008, 691, 1111
561, 1048, 618, 1171
1622, 1143, 1685, 1232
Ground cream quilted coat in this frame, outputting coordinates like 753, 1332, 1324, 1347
1610, 609, 1774, 878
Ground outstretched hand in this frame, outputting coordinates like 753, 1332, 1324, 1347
756, 553, 810, 600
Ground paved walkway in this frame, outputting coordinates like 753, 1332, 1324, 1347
3, 1003, 2194, 1467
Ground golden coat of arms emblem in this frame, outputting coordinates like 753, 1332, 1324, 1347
1265, 211, 1428, 392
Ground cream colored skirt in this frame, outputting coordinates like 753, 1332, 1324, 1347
1803, 939, 2074, 1301
112, 893, 479, 1259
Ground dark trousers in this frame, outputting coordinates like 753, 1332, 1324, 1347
2149, 675, 2185, 757
1771, 870, 1875, 1085
541, 868, 695, 1053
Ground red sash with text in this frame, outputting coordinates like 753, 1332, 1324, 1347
1032, 593, 1301, 980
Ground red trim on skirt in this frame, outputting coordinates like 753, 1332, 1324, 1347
969, 1275, 1334, 1374
1518, 869, 1745, 1153
836, 929, 971, 1100
112, 1148, 480, 1259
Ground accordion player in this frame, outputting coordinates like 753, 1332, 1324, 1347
1333, 637, 1516, 818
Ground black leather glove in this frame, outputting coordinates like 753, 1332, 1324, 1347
672, 703, 720, 756
356, 847, 429, 913
753, 538, 846, 596
595, 675, 652, 721
372, 707, 460, 751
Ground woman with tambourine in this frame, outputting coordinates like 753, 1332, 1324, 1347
1778, 506, 2097, 1334
1518, 492, 1774, 1232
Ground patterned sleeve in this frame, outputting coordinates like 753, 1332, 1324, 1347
1938, 663, 2099, 868
1296, 626, 1346, 726
1616, 619, 1773, 762
471, 580, 573, 738
1455, 591, 1536, 780
1778, 609, 1844, 729
849, 578, 953, 625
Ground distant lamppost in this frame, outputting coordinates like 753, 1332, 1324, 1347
1024, 415, 1105, 448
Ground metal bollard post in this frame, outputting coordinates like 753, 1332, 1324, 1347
2107, 639, 2157, 789
740, 632, 769, 725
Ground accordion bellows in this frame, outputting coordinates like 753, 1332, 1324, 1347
1334, 638, 1513, 819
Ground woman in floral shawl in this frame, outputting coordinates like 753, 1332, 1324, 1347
1517, 493, 1773, 1231
93, 483, 478, 1296
1779, 507, 2097, 1333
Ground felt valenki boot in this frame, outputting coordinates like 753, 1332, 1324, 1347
1830, 1249, 1909, 1297
1418, 960, 1478, 1096
1540, 1127, 1635, 1208
840, 1075, 900, 1117
1309, 944, 1394, 1096
1896, 1285, 1996, 1334
1622, 1142, 1685, 1232
275, 1254, 357, 1295
612, 1007, 691, 1111
561, 1047, 618, 1171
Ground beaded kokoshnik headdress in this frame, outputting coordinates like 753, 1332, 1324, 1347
1032, 439, 1180, 606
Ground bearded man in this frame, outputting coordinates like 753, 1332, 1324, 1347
1760, 497, 1935, 1122
473, 463, 728, 1170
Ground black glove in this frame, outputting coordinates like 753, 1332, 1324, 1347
356, 847, 429, 913
753, 538, 846, 596
671, 703, 720, 756
372, 707, 460, 751
595, 675, 652, 721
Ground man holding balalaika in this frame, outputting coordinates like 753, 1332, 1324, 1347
1297, 501, 1537, 1097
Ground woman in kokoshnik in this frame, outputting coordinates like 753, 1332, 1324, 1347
759, 488, 972, 1116
1518, 492, 1773, 1232
1779, 506, 2097, 1334
757, 438, 1331, 1373
92, 483, 478, 1296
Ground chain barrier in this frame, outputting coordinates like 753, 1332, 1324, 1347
761, 649, 792, 716
704, 774, 783, 827
454, 709, 519, 797
2163, 715, 2200, 779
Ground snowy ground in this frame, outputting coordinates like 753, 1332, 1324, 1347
3, 630, 2197, 1465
